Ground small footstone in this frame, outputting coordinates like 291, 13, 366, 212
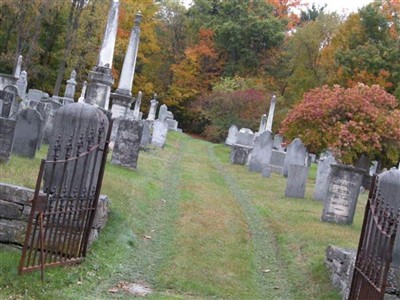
262, 166, 271, 178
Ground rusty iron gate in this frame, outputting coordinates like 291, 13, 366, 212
348, 175, 400, 299
18, 120, 111, 280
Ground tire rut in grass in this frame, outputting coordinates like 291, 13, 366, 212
207, 144, 293, 299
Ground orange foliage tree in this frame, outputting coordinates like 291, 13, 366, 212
281, 84, 400, 166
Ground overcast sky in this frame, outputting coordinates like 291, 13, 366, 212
307, 0, 375, 14
182, 0, 376, 15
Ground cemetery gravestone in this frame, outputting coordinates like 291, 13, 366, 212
230, 128, 254, 165
12, 108, 42, 158
151, 119, 169, 148
225, 125, 238, 146
111, 119, 143, 169
269, 150, 286, 175
0, 90, 15, 118
248, 131, 273, 172
272, 134, 284, 151
262, 166, 271, 178
0, 118, 16, 163
313, 151, 336, 201
44, 103, 109, 191
283, 138, 307, 177
147, 96, 158, 121
140, 120, 152, 150
158, 104, 168, 122
285, 165, 309, 198
321, 164, 365, 225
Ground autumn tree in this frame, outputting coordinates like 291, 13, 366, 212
192, 89, 271, 142
281, 84, 400, 166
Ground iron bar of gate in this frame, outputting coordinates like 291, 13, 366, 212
18, 120, 111, 280
81, 119, 111, 256
348, 175, 400, 300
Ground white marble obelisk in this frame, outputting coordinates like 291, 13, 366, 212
265, 95, 276, 132
97, 0, 120, 69
14, 55, 23, 78
258, 114, 267, 133
117, 11, 142, 95
85, 0, 119, 109
111, 11, 143, 118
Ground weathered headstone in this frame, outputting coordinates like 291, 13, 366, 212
313, 151, 336, 201
369, 160, 378, 176
140, 120, 152, 150
158, 104, 168, 122
27, 89, 49, 102
230, 128, 254, 165
285, 164, 309, 198
283, 138, 307, 177
262, 166, 271, 178
111, 119, 143, 169
236, 128, 254, 147
28, 101, 50, 149
230, 145, 252, 165
0, 90, 15, 118
0, 118, 16, 163
44, 103, 109, 191
42, 99, 62, 144
321, 164, 365, 225
147, 94, 158, 121
269, 150, 286, 174
225, 125, 238, 146
151, 119, 168, 148
78, 81, 87, 103
12, 108, 43, 158
272, 134, 284, 151
248, 131, 273, 172
355, 153, 372, 189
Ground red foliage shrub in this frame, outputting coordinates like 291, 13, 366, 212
281, 83, 400, 165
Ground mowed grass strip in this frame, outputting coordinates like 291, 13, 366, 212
212, 143, 366, 299
158, 138, 261, 299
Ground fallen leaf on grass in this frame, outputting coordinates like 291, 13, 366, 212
144, 235, 152, 239
108, 287, 119, 293
261, 269, 270, 273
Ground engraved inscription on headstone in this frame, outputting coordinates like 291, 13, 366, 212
0, 118, 16, 163
321, 164, 365, 225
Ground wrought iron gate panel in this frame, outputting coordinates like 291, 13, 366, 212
348, 175, 400, 299
19, 120, 111, 280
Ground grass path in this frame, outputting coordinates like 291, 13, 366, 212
0, 132, 366, 299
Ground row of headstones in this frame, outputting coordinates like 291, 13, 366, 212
226, 124, 380, 226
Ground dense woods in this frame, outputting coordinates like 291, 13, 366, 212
1, 0, 400, 159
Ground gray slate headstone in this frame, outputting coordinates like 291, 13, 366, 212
313, 152, 336, 201
225, 125, 238, 146
167, 119, 178, 131
12, 108, 43, 158
140, 120, 152, 150
269, 150, 286, 175
285, 165, 309, 198
248, 131, 273, 172
230, 145, 252, 165
151, 119, 168, 148
158, 104, 168, 122
0, 118, 16, 163
272, 134, 284, 151
27, 89, 49, 102
262, 166, 271, 178
236, 128, 254, 147
111, 119, 143, 169
0, 90, 15, 118
321, 164, 365, 225
283, 138, 307, 177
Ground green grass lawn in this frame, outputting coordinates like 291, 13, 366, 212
0, 132, 366, 299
